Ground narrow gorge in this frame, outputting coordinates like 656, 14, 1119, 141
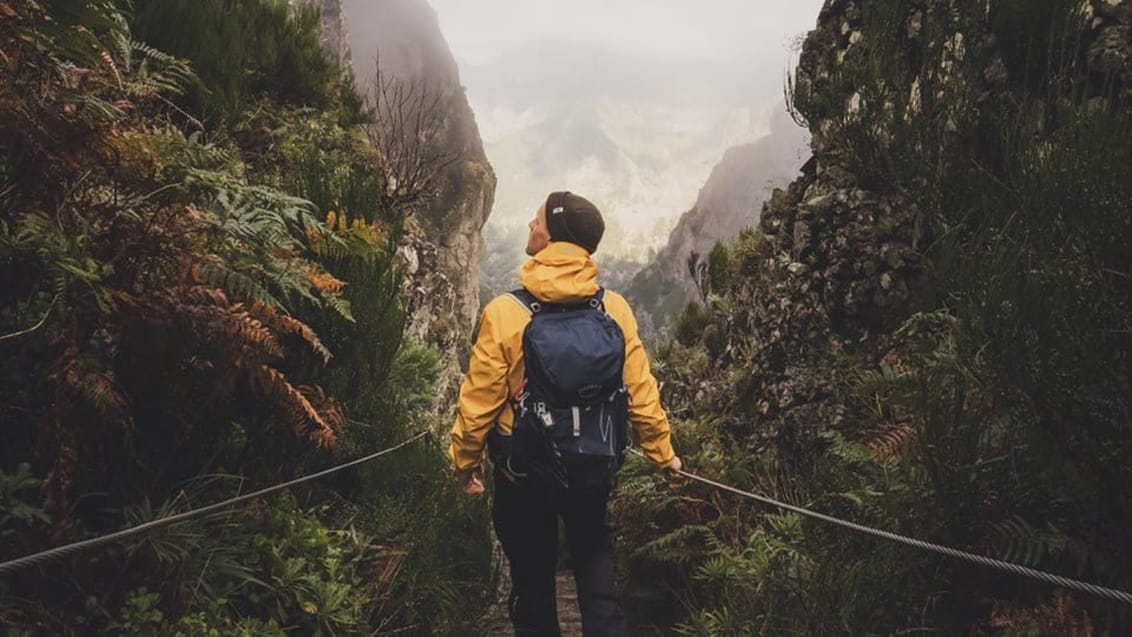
1, 0, 1129, 634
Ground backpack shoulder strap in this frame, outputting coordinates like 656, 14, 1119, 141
506, 288, 541, 315
589, 287, 607, 312
507, 287, 606, 314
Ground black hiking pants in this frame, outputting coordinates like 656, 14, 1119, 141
492, 471, 628, 636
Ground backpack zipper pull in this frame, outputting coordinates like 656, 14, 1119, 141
572, 406, 581, 437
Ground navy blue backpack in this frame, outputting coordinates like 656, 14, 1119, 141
489, 287, 629, 490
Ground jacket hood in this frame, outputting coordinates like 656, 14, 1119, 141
519, 242, 599, 303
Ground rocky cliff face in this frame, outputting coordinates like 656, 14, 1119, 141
342, 0, 496, 407
639, 2, 1132, 629
626, 103, 808, 334
694, 0, 988, 432
685, 0, 1131, 433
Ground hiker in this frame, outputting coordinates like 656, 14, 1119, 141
449, 191, 681, 636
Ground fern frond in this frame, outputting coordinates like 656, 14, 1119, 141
227, 305, 283, 360
47, 347, 132, 426
69, 91, 126, 122
120, 38, 194, 97
269, 265, 321, 307
251, 302, 332, 363
866, 423, 916, 462
989, 515, 1052, 567
181, 285, 230, 308
631, 524, 712, 564
320, 290, 354, 323
855, 362, 915, 398
174, 287, 283, 361
299, 384, 346, 434
819, 430, 873, 466
305, 265, 346, 293
81, 372, 131, 423
198, 262, 283, 310
248, 365, 337, 448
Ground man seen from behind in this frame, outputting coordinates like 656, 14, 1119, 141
449, 191, 681, 636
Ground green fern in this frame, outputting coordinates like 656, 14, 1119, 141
632, 524, 713, 565
198, 262, 283, 309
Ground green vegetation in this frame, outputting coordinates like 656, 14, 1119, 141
7, 0, 1128, 633
617, 1, 1132, 633
625, 262, 690, 337
0, 0, 492, 633
130, 0, 362, 125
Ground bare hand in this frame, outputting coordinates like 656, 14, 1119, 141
459, 468, 484, 495
661, 456, 683, 477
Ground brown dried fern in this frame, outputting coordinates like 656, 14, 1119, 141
299, 384, 346, 434
866, 423, 916, 462
41, 347, 134, 521
987, 591, 1096, 636
48, 346, 132, 425
250, 300, 331, 363
250, 364, 338, 449
227, 304, 283, 360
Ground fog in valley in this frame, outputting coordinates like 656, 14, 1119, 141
426, 1, 824, 301
345, 0, 824, 297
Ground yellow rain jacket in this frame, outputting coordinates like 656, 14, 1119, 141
449, 242, 676, 473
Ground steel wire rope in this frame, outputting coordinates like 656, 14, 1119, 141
628, 448, 1132, 605
0, 431, 430, 575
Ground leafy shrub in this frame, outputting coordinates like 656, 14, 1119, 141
706, 241, 734, 294
674, 301, 711, 347
131, 0, 357, 123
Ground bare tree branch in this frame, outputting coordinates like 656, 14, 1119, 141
365, 56, 464, 217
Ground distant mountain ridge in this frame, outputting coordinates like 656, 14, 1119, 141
476, 97, 775, 265
466, 32, 791, 274
626, 102, 809, 334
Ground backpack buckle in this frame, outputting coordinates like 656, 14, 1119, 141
535, 402, 553, 428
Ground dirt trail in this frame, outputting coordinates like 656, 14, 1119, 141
486, 555, 583, 636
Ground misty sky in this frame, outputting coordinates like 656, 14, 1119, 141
429, 0, 825, 68
422, 0, 826, 263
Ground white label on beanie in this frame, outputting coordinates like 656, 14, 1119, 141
552, 206, 565, 214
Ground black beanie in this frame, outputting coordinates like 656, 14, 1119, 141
544, 191, 605, 254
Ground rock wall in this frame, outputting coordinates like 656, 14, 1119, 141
1084, 0, 1132, 97
342, 0, 496, 408
706, 0, 986, 431
688, 0, 1131, 436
